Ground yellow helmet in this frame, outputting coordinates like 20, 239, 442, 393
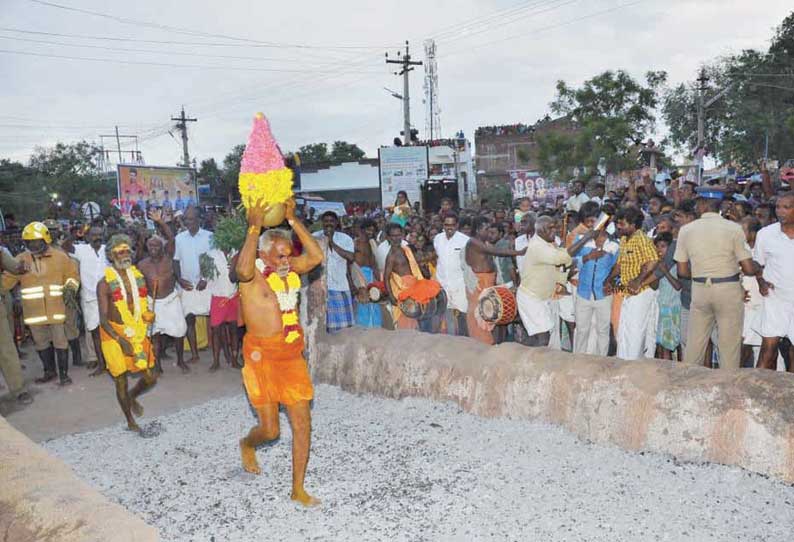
22, 222, 52, 244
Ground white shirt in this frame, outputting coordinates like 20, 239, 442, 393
207, 249, 237, 298
754, 222, 794, 302
313, 231, 354, 292
73, 243, 109, 302
174, 228, 213, 285
565, 192, 590, 212
515, 234, 530, 270
433, 231, 469, 309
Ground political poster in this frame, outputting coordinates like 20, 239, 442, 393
115, 165, 197, 215
378, 146, 429, 208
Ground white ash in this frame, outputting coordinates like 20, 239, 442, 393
45, 385, 794, 542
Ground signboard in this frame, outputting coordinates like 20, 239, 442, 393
508, 170, 551, 201
115, 165, 197, 214
378, 146, 428, 208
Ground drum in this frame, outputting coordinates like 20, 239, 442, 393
398, 289, 448, 321
477, 286, 517, 325
367, 282, 388, 304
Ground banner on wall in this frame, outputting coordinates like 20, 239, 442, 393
378, 146, 428, 208
115, 165, 197, 214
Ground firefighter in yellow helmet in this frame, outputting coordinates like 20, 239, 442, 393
1, 222, 80, 385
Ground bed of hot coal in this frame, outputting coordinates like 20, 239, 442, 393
44, 385, 794, 542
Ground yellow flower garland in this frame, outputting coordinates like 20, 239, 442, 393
105, 266, 150, 369
264, 269, 302, 343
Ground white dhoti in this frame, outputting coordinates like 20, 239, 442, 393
517, 290, 554, 336
617, 288, 655, 361
149, 290, 188, 337
81, 297, 100, 331
180, 287, 211, 317
443, 284, 468, 313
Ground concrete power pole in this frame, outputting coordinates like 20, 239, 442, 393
386, 41, 422, 145
695, 68, 709, 185
171, 106, 197, 168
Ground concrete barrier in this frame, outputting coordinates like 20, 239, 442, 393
0, 416, 159, 542
314, 328, 794, 483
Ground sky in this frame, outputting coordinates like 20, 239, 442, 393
1, 0, 792, 169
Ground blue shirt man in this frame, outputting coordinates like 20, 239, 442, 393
572, 234, 619, 355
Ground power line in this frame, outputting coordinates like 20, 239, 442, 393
0, 48, 383, 74
0, 35, 361, 66
27, 0, 396, 50
439, 0, 649, 59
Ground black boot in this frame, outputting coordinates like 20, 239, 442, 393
35, 346, 57, 384
56, 348, 72, 385
69, 338, 84, 366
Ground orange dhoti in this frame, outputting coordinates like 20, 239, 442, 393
241, 332, 314, 407
99, 321, 154, 378
466, 272, 496, 345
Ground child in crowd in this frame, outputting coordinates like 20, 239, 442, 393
654, 232, 682, 360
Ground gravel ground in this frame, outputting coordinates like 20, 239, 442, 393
45, 385, 794, 542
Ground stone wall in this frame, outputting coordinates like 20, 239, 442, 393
314, 328, 794, 483
0, 416, 158, 542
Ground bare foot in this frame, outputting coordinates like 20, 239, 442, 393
126, 421, 141, 433
208, 362, 220, 373
239, 439, 261, 475
177, 362, 191, 374
131, 399, 144, 417
86, 360, 98, 370
188, 356, 200, 364
89, 366, 106, 377
291, 488, 321, 507
230, 358, 243, 370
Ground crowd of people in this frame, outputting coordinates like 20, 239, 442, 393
1, 162, 793, 411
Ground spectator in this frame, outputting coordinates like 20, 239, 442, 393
433, 213, 469, 336
313, 212, 355, 334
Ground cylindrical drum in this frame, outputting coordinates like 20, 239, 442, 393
399, 289, 448, 321
477, 286, 517, 325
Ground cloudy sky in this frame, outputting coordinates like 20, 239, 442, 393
1, 0, 791, 168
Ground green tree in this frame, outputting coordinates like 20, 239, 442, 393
329, 141, 366, 163
537, 70, 667, 179
221, 144, 246, 199
663, 12, 794, 168
297, 143, 329, 165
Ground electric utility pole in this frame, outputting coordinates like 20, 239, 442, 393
386, 41, 422, 145
695, 68, 709, 185
99, 129, 139, 171
171, 106, 197, 168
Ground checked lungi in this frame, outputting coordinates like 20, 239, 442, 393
326, 290, 354, 334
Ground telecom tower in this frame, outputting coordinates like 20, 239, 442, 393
423, 39, 442, 140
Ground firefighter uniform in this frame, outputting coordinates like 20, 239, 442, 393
1, 222, 79, 384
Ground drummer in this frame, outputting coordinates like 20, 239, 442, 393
383, 224, 424, 330
464, 217, 526, 345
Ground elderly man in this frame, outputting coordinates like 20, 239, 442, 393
674, 191, 756, 369
607, 207, 659, 361
312, 211, 355, 333
70, 225, 108, 375
3, 222, 79, 385
753, 193, 794, 371
236, 199, 323, 507
138, 209, 189, 373
98, 234, 158, 432
174, 207, 213, 363
433, 213, 469, 336
517, 216, 594, 347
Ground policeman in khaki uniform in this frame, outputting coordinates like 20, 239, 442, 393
674, 189, 757, 369
0, 248, 33, 405
1, 222, 80, 385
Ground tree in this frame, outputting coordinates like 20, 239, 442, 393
329, 141, 366, 163
221, 144, 246, 199
297, 143, 329, 165
297, 141, 366, 165
663, 12, 794, 168
537, 70, 667, 179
